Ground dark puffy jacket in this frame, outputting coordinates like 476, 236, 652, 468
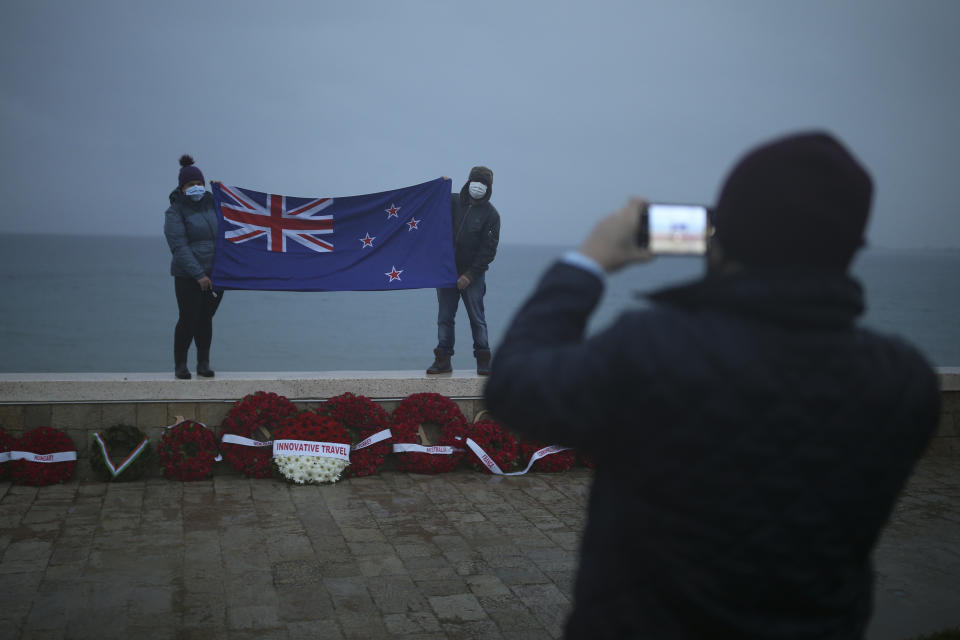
451, 174, 500, 279
485, 262, 940, 639
164, 189, 218, 279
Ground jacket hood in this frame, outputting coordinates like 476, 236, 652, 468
460, 166, 493, 204
647, 269, 865, 329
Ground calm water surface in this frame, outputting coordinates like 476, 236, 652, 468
0, 234, 957, 372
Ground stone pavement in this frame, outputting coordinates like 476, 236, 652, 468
0, 458, 957, 640
869, 456, 960, 640
0, 469, 590, 639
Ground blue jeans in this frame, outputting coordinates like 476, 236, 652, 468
436, 272, 488, 355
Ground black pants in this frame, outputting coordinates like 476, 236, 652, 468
174, 277, 223, 361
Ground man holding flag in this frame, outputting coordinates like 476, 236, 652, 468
427, 166, 501, 376
206, 169, 498, 373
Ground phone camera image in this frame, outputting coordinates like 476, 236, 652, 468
641, 204, 710, 255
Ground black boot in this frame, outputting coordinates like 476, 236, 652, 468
196, 349, 215, 378
475, 349, 491, 376
427, 348, 452, 374
175, 350, 191, 380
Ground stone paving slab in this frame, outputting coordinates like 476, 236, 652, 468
0, 459, 957, 639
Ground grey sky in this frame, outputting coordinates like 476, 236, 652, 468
1, 0, 958, 248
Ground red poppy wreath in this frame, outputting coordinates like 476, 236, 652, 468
220, 391, 298, 478
318, 393, 392, 478
9, 426, 77, 486
158, 420, 219, 481
464, 417, 520, 474
519, 440, 577, 473
390, 392, 467, 474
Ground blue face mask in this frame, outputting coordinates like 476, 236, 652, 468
185, 185, 206, 201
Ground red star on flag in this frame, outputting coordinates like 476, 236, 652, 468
385, 203, 401, 219
360, 232, 375, 248
385, 266, 403, 282
406, 217, 421, 231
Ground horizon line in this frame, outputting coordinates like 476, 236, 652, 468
1, 230, 958, 252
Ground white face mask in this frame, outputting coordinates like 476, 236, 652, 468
468, 181, 487, 200
185, 185, 206, 201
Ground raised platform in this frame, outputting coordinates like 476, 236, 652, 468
0, 370, 486, 404
935, 366, 960, 390
2, 368, 956, 404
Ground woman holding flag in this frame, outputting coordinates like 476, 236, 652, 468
163, 154, 223, 379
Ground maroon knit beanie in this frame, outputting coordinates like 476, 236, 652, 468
713, 132, 873, 270
178, 154, 205, 189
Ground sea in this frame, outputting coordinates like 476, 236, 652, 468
0, 234, 957, 373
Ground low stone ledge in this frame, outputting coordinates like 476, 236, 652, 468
0, 370, 486, 404
2, 368, 956, 404
939, 367, 960, 391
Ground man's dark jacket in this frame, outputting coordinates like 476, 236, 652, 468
451, 178, 500, 280
484, 262, 940, 639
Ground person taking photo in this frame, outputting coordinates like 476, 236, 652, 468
485, 132, 940, 639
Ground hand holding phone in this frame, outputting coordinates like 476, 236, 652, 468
637, 204, 711, 255
579, 198, 653, 273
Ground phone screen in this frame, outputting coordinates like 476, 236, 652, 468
645, 204, 709, 254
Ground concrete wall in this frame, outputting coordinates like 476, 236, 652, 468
1, 369, 957, 480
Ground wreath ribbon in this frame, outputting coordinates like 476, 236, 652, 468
272, 439, 351, 461
91, 432, 150, 478
353, 428, 391, 451
392, 443, 466, 455
465, 439, 570, 476
221, 433, 273, 448
9, 450, 78, 463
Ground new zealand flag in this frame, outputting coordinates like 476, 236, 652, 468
210, 177, 456, 291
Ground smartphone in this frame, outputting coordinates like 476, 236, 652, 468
637, 203, 711, 255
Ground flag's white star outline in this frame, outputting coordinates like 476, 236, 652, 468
385, 203, 400, 219
406, 217, 421, 231
385, 266, 403, 282
360, 232, 375, 248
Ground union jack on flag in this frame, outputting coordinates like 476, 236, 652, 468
217, 184, 334, 253
210, 178, 457, 292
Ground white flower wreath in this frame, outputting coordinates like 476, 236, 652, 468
270, 412, 353, 485
274, 455, 349, 485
